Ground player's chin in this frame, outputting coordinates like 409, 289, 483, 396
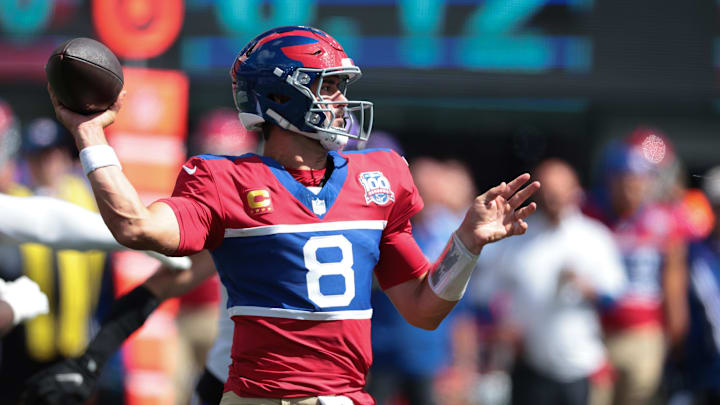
331, 118, 346, 130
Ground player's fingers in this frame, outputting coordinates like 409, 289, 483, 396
483, 182, 507, 205
508, 181, 541, 210
506, 218, 527, 236
47, 84, 62, 108
91, 90, 125, 128
514, 219, 528, 235
501, 173, 531, 199
514, 202, 537, 221
109, 90, 126, 112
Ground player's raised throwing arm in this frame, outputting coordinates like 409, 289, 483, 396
384, 174, 540, 330
48, 86, 182, 255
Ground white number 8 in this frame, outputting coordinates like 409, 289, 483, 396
303, 235, 355, 308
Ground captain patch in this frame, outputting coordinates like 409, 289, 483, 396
246, 189, 273, 215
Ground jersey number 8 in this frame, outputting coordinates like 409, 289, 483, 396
303, 235, 355, 308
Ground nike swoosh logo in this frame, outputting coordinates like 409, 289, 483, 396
55, 373, 83, 385
182, 165, 197, 175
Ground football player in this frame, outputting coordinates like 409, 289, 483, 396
39, 25, 539, 404
583, 137, 688, 405
0, 100, 49, 337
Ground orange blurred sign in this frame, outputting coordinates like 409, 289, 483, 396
92, 0, 184, 60
106, 67, 188, 196
111, 67, 188, 135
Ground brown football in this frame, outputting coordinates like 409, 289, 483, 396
46, 38, 123, 115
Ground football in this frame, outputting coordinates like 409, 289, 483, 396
45, 37, 123, 115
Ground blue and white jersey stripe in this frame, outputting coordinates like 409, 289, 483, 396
212, 220, 386, 321
224, 220, 387, 238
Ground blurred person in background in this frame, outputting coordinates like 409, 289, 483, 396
0, 99, 22, 195
627, 129, 719, 404
662, 166, 720, 405
19, 117, 82, 197
0, 116, 114, 403
583, 134, 688, 405
0, 100, 50, 337
366, 151, 477, 405
470, 158, 626, 405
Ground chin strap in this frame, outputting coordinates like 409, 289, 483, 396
427, 233, 480, 301
319, 132, 348, 151
265, 109, 349, 151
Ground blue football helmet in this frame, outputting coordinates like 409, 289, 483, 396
230, 26, 373, 151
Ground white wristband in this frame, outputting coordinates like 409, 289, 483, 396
79, 145, 121, 176
428, 232, 480, 301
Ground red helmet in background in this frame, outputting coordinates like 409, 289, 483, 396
626, 126, 676, 169
192, 108, 259, 156
626, 126, 714, 240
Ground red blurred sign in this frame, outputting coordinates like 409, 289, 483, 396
92, 0, 184, 60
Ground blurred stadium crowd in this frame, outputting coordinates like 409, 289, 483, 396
0, 90, 719, 405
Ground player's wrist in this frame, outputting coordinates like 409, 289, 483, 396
428, 233, 480, 301
79, 144, 122, 176
455, 227, 483, 255
75, 122, 109, 149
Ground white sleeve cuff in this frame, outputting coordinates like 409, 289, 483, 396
427, 233, 479, 301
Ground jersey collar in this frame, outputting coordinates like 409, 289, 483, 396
258, 151, 348, 219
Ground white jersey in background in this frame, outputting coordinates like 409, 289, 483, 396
471, 210, 627, 381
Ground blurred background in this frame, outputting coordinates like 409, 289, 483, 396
1, 0, 719, 186
1, 1, 720, 405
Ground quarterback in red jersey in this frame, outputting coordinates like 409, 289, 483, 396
45, 26, 539, 404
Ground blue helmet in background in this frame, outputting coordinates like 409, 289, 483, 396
600, 138, 656, 178
230, 25, 373, 151
21, 117, 71, 156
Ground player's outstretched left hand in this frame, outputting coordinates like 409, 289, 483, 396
22, 354, 98, 405
456, 173, 540, 254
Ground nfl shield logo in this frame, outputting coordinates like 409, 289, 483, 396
311, 198, 327, 215
359, 171, 395, 206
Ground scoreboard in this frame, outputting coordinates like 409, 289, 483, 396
1, 1, 717, 99
0, 0, 718, 138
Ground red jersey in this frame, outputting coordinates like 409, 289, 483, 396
584, 203, 680, 331
179, 274, 221, 308
160, 149, 429, 403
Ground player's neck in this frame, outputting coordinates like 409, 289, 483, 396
263, 128, 329, 170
